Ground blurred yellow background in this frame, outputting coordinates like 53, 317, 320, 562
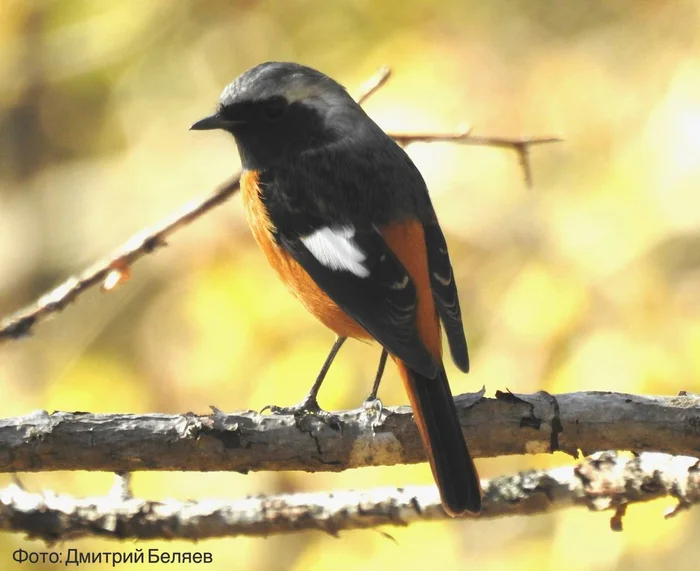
1, 0, 700, 569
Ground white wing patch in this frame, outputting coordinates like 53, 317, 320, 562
301, 226, 370, 278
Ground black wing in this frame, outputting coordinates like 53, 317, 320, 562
279, 226, 438, 378
423, 220, 469, 372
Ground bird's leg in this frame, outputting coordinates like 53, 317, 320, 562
262, 337, 346, 423
365, 348, 388, 403
361, 348, 388, 421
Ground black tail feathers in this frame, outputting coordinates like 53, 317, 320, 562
401, 364, 481, 516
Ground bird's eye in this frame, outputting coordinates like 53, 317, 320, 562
262, 96, 288, 120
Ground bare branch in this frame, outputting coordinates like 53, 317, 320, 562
0, 176, 241, 342
0, 66, 559, 342
390, 128, 562, 188
1, 452, 697, 543
1, 391, 698, 473
354, 65, 392, 104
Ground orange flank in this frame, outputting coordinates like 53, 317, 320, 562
378, 221, 443, 362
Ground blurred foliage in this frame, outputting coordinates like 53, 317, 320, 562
1, 0, 700, 569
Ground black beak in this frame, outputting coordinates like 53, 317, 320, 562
190, 113, 226, 131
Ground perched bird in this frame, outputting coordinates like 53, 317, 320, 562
191, 62, 481, 515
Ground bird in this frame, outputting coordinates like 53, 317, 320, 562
191, 62, 481, 516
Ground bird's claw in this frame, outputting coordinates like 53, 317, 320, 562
361, 396, 385, 428
261, 398, 341, 430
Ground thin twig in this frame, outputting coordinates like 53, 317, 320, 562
1, 391, 698, 473
354, 65, 392, 103
0, 66, 559, 342
1, 452, 697, 543
391, 129, 562, 187
0, 176, 241, 341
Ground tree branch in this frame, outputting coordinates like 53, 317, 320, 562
2, 452, 697, 543
390, 127, 561, 187
0, 66, 559, 343
1, 391, 698, 473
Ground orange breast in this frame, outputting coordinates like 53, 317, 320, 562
241, 170, 370, 340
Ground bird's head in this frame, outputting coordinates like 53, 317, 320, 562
191, 62, 365, 169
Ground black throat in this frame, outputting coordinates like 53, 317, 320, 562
227, 102, 338, 171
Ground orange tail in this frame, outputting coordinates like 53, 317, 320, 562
397, 360, 482, 516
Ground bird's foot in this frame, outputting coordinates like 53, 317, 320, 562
361, 395, 383, 413
360, 396, 385, 428
261, 397, 341, 430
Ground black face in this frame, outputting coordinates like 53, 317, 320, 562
192, 95, 338, 171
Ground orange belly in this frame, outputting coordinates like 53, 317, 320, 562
241, 170, 369, 340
